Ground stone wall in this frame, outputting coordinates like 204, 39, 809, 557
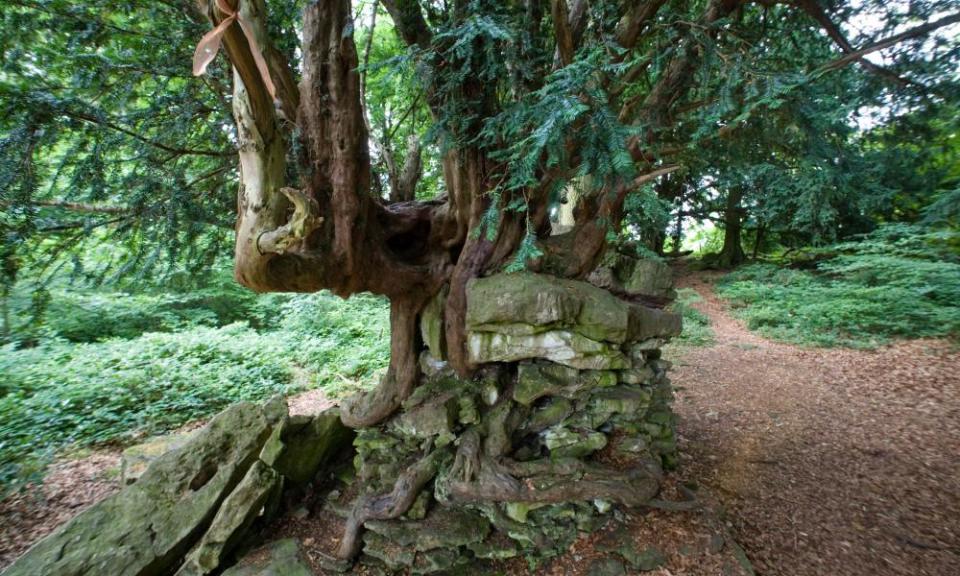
348, 264, 682, 573
2, 256, 682, 576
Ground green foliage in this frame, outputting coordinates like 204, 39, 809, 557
717, 226, 960, 348
668, 288, 714, 347
0, 289, 389, 492
11, 282, 264, 345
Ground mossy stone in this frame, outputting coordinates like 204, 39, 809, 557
220, 539, 314, 576
3, 401, 280, 576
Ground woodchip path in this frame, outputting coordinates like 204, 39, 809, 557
669, 271, 960, 576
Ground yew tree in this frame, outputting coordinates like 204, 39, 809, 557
199, 0, 952, 403
185, 0, 960, 562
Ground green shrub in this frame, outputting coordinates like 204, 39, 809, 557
716, 226, 960, 348
0, 290, 390, 492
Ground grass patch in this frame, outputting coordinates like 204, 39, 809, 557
668, 288, 715, 347
715, 225, 960, 348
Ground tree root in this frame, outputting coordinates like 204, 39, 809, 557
339, 368, 409, 429
444, 458, 663, 508
337, 449, 445, 560
340, 296, 422, 428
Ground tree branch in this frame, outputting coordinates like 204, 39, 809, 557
381, 0, 433, 50
793, 0, 926, 89
816, 11, 960, 74
64, 110, 231, 158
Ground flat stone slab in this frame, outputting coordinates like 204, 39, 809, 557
121, 431, 197, 485
2, 399, 285, 576
220, 539, 314, 576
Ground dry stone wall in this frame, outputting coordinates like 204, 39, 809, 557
347, 265, 682, 573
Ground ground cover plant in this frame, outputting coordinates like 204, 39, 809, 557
716, 225, 960, 348
0, 288, 389, 492
668, 288, 715, 347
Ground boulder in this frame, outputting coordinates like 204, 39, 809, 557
3, 399, 352, 576
2, 399, 284, 576
121, 431, 196, 485
220, 539, 314, 576
176, 461, 281, 576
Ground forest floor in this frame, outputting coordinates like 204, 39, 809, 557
668, 269, 960, 576
2, 269, 958, 574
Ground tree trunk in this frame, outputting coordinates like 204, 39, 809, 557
752, 222, 766, 260
718, 187, 745, 268
200, 0, 688, 570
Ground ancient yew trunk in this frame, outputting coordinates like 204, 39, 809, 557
198, 0, 696, 570
191, 0, 955, 570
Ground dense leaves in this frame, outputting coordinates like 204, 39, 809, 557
717, 225, 960, 348
0, 286, 388, 491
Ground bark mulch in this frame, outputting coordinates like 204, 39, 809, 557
669, 270, 960, 576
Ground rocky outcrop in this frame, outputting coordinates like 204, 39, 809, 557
2, 399, 351, 576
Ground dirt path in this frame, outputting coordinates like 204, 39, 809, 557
668, 271, 960, 576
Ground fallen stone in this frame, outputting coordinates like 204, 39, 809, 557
121, 431, 196, 485
176, 461, 281, 576
220, 539, 314, 576
273, 409, 353, 486
3, 399, 284, 576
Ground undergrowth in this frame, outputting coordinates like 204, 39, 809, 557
716, 225, 960, 348
668, 288, 715, 347
0, 290, 389, 492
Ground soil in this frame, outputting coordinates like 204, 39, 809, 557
668, 269, 960, 576
2, 269, 958, 575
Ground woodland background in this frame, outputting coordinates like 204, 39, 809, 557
0, 0, 958, 495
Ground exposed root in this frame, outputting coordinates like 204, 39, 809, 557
339, 368, 409, 429
337, 449, 445, 560
448, 428, 481, 483
340, 297, 422, 428
256, 187, 323, 255
444, 458, 663, 508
